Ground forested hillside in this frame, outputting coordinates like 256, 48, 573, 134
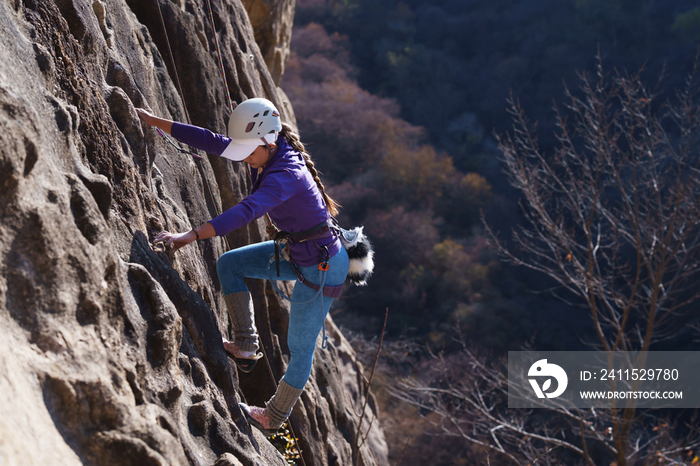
297, 0, 699, 165
281, 0, 700, 352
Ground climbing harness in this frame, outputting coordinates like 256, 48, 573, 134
269, 221, 344, 298
265, 220, 342, 349
266, 255, 331, 349
265, 223, 340, 350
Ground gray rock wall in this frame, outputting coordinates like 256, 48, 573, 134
0, 0, 387, 465
241, 0, 295, 85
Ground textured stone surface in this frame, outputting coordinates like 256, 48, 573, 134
242, 0, 295, 85
0, 0, 387, 465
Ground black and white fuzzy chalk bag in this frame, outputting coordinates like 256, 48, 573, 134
338, 226, 374, 286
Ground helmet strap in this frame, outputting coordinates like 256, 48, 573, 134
261, 135, 277, 158
260, 136, 276, 167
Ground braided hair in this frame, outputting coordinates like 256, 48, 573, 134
280, 123, 340, 217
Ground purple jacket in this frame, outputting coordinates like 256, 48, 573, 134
171, 122, 341, 266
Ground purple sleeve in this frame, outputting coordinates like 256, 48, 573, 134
209, 170, 298, 236
171, 122, 231, 156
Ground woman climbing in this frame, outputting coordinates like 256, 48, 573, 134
136, 98, 349, 435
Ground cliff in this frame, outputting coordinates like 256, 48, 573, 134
0, 0, 387, 465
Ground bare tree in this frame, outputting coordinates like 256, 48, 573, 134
392, 340, 700, 466
393, 57, 700, 465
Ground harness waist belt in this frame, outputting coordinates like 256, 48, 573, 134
272, 221, 335, 276
275, 222, 331, 243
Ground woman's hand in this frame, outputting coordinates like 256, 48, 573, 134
136, 108, 155, 126
154, 230, 196, 253
136, 108, 173, 134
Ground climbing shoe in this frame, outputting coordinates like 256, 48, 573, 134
223, 338, 262, 373
239, 403, 279, 436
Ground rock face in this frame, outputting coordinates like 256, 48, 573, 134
241, 0, 295, 85
0, 0, 387, 465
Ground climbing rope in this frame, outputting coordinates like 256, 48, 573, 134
153, 0, 307, 460
203, 0, 235, 115
154, 0, 191, 124
156, 127, 202, 159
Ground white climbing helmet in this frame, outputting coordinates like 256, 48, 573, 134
221, 97, 282, 161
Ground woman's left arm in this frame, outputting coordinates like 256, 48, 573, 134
208, 170, 298, 236
137, 108, 229, 155
154, 171, 297, 251
136, 108, 173, 134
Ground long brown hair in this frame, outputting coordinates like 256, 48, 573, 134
280, 123, 340, 217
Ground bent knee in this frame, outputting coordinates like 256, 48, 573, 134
216, 251, 238, 276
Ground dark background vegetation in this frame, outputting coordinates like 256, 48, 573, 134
282, 0, 700, 354
279, 1, 700, 463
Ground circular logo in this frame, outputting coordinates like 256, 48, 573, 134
528, 359, 568, 398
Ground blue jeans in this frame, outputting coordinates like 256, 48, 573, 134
216, 241, 349, 390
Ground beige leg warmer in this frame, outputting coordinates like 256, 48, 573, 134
224, 292, 258, 353
266, 380, 304, 428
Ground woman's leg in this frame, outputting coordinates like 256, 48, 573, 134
262, 248, 350, 428
216, 241, 298, 353
216, 241, 298, 294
